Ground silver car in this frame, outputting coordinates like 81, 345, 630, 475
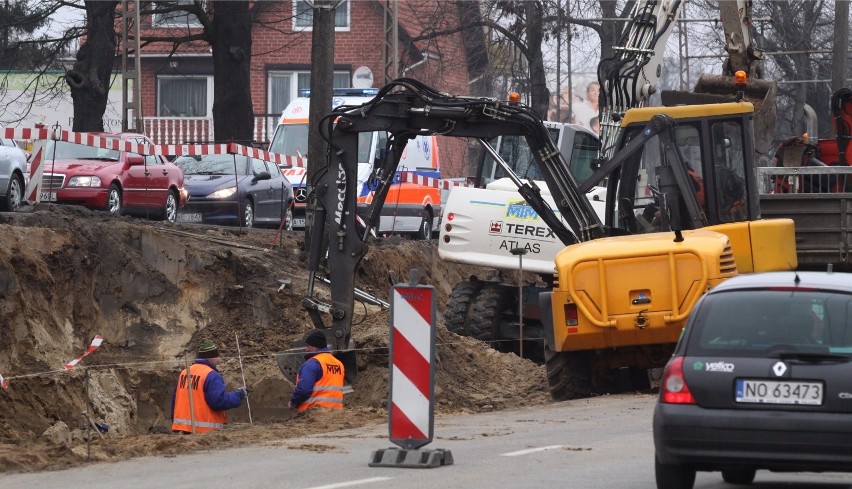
0, 124, 28, 211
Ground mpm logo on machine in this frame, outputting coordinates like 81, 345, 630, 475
505, 200, 539, 221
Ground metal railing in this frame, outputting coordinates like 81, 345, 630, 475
757, 166, 852, 195
142, 114, 280, 146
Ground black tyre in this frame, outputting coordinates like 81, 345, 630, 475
160, 190, 178, 222
243, 200, 254, 228
443, 280, 481, 336
629, 367, 652, 391
655, 457, 696, 489
413, 210, 432, 240
1, 172, 23, 212
721, 468, 756, 485
105, 183, 122, 215
544, 342, 593, 401
467, 284, 514, 347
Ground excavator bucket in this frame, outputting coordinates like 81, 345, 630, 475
694, 74, 777, 167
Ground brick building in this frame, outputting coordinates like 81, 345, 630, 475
134, 0, 477, 177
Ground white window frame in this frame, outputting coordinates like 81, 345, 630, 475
157, 75, 214, 117
152, 1, 204, 28
267, 70, 351, 114
292, 0, 351, 32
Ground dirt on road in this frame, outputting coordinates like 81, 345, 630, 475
0, 204, 550, 473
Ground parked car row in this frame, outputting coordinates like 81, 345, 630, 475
0, 130, 293, 229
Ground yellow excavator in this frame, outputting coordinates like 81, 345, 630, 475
296, 1, 795, 401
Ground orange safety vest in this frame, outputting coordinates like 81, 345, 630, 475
687, 169, 705, 206
295, 352, 345, 411
172, 363, 228, 433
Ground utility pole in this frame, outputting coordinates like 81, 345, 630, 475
306, 0, 338, 190
830, 0, 849, 139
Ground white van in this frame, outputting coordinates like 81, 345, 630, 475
268, 88, 441, 238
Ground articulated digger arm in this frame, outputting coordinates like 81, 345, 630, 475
300, 79, 606, 379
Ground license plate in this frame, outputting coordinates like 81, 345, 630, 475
735, 379, 823, 405
39, 192, 57, 202
293, 218, 306, 228
176, 212, 202, 223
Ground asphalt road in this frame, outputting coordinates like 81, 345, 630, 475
2, 393, 851, 489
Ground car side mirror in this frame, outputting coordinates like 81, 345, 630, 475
127, 155, 145, 166
252, 171, 271, 183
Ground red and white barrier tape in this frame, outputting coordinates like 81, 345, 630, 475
3, 127, 307, 167
154, 143, 230, 157
398, 171, 472, 190
64, 335, 104, 370
3, 128, 153, 155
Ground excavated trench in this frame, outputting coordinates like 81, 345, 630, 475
0, 204, 551, 472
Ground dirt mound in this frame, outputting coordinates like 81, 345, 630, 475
0, 204, 549, 472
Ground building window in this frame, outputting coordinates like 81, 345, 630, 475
268, 70, 351, 115
293, 0, 350, 30
157, 76, 211, 117
153, 0, 202, 28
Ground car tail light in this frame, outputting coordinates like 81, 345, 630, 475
447, 212, 455, 221
443, 235, 450, 243
660, 356, 695, 404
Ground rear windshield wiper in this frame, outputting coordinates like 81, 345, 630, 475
771, 350, 850, 363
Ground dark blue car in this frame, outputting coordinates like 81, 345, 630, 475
174, 154, 293, 229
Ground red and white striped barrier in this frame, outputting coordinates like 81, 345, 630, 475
3, 128, 154, 155
388, 282, 436, 449
63, 335, 104, 370
398, 171, 473, 190
154, 143, 230, 157
0, 373, 7, 390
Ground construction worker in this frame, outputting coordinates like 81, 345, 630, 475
171, 340, 246, 434
288, 329, 345, 411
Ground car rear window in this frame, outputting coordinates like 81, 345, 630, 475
686, 288, 852, 357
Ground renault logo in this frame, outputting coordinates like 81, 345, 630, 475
772, 361, 787, 376
295, 187, 307, 202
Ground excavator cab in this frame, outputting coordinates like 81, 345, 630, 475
605, 102, 759, 236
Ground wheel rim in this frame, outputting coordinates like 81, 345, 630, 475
107, 189, 121, 214
421, 216, 431, 239
244, 203, 253, 228
8, 177, 22, 211
165, 194, 177, 222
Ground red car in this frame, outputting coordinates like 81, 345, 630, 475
39, 133, 186, 221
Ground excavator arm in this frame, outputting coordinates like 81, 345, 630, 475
301, 79, 604, 360
597, 0, 682, 161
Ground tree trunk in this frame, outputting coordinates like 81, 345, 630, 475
525, 1, 549, 118
210, 1, 253, 143
65, 1, 118, 132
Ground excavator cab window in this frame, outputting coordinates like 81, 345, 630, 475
568, 131, 601, 185
710, 121, 748, 223
611, 123, 705, 234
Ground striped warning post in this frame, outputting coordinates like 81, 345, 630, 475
388, 283, 436, 450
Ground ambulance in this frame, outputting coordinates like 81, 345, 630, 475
268, 88, 441, 238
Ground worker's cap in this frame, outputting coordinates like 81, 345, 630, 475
303, 329, 328, 349
197, 340, 220, 359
